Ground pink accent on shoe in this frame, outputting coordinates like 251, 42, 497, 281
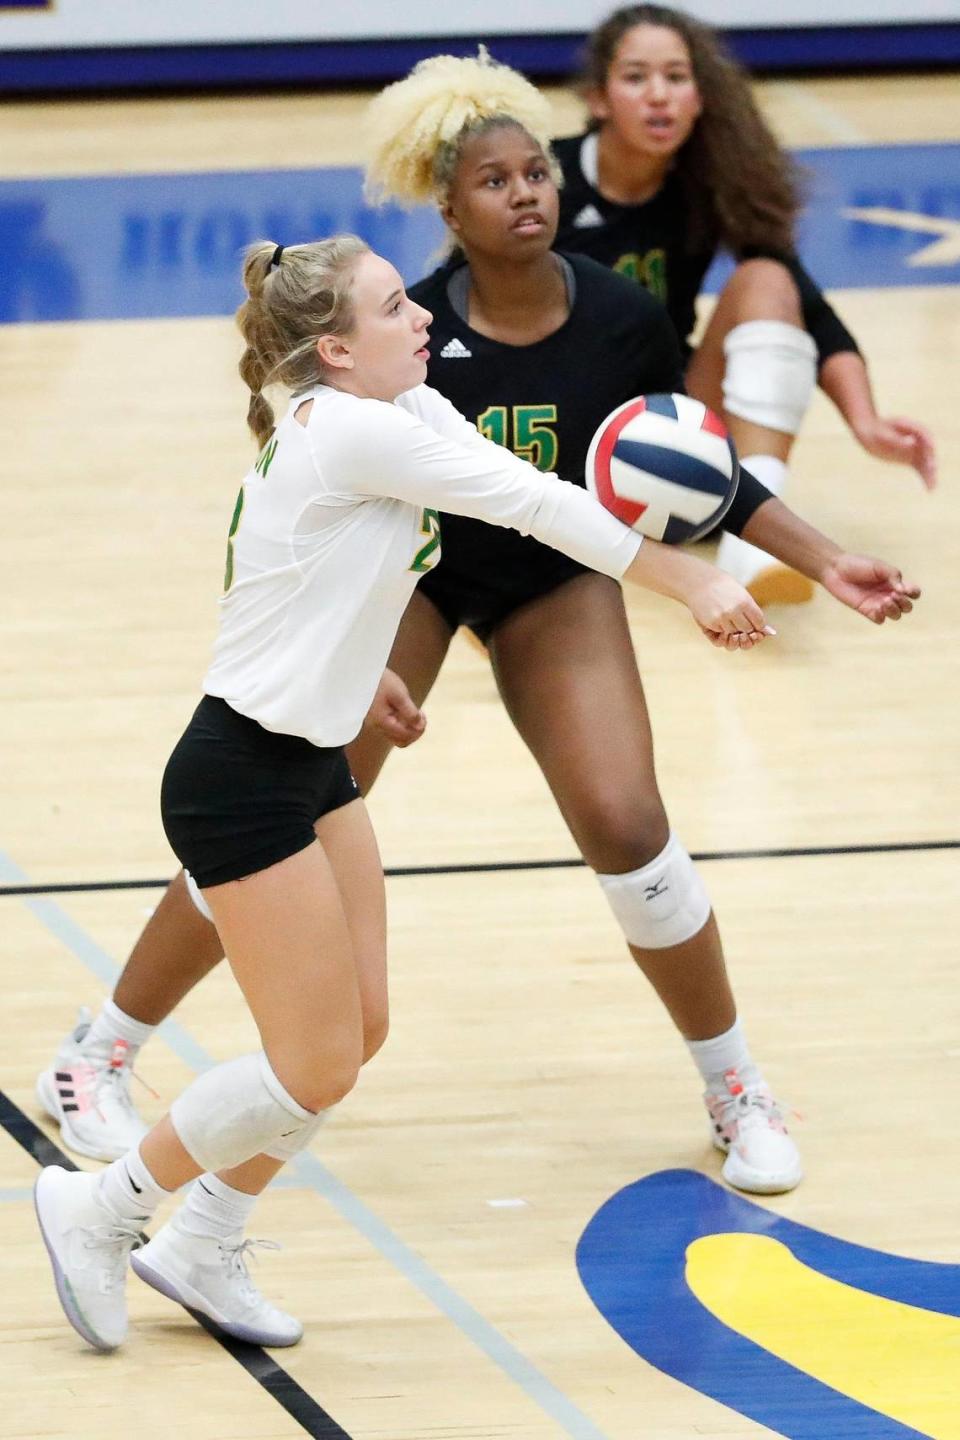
108, 1039, 131, 1071
54, 1061, 97, 1116
38, 1016, 152, 1162
703, 1068, 802, 1194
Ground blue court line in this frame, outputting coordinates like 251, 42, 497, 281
1, 846, 613, 1440
0, 856, 211, 1074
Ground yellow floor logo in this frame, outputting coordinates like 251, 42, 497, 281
577, 1170, 960, 1438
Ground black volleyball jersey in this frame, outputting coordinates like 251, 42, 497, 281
553, 132, 858, 366
408, 253, 769, 630
407, 253, 676, 621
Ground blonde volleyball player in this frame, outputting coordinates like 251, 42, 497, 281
34, 234, 790, 1354
555, 4, 936, 601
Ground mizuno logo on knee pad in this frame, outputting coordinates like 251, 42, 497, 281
597, 836, 711, 949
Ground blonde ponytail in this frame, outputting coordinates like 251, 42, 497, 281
235, 235, 370, 445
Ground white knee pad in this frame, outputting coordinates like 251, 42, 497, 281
722, 320, 817, 436
264, 1104, 335, 1162
184, 868, 214, 922
171, 1051, 316, 1173
597, 834, 711, 950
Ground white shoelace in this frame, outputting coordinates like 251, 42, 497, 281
77, 1041, 158, 1117
734, 1089, 783, 1123
220, 1238, 282, 1305
716, 1087, 791, 1139
83, 1222, 143, 1292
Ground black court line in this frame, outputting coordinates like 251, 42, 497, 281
1, 836, 958, 898
0, 1092, 353, 1440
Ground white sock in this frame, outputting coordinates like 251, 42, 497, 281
716, 455, 790, 581
85, 998, 156, 1056
97, 1145, 175, 1224
686, 1018, 761, 1091
178, 1173, 259, 1243
740, 453, 788, 499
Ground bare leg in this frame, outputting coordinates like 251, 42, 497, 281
142, 799, 383, 1191
217, 1151, 286, 1194
39, 866, 229, 1162
113, 868, 225, 1023
36, 808, 389, 1352
489, 573, 735, 1040
174, 775, 393, 1196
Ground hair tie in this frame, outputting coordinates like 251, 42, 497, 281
269, 244, 285, 271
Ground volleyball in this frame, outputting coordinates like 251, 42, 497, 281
586, 393, 739, 544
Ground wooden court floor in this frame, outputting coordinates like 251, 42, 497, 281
0, 71, 959, 1440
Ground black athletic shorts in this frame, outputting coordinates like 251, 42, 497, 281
160, 695, 360, 889
418, 518, 591, 644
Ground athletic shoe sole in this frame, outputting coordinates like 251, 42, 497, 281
721, 1153, 804, 1194
712, 1134, 803, 1195
131, 1250, 303, 1347
34, 1168, 121, 1352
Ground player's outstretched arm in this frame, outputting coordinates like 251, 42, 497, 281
819, 352, 937, 491
741, 497, 921, 625
624, 541, 775, 651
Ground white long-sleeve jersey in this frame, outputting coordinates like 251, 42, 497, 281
203, 382, 642, 746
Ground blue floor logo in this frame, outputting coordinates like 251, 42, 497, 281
577, 1170, 960, 1439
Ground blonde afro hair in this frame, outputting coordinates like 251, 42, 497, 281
364, 48, 559, 207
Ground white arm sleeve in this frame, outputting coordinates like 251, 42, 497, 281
325, 388, 643, 581
527, 477, 643, 579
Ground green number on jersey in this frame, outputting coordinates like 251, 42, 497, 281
614, 248, 667, 304
410, 508, 442, 573
255, 436, 278, 478
477, 405, 508, 449
476, 404, 559, 472
224, 433, 276, 592
223, 486, 245, 593
513, 404, 558, 471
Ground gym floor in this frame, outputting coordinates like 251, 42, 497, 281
1, 68, 958, 1440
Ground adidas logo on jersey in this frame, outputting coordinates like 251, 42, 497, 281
439, 337, 473, 359
572, 204, 604, 229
